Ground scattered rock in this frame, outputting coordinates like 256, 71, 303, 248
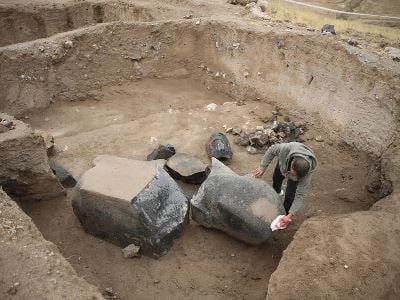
49, 47, 65, 64
1, 118, 14, 129
227, 0, 258, 6
206, 132, 233, 163
72, 155, 188, 257
103, 287, 115, 297
249, 4, 271, 20
35, 129, 54, 152
276, 41, 285, 49
249, 131, 269, 147
293, 121, 306, 129
232, 127, 242, 135
191, 158, 285, 244
146, 144, 176, 161
64, 40, 73, 49
232, 42, 241, 49
385, 47, 400, 62
166, 153, 209, 184
228, 116, 305, 153
315, 136, 324, 142
122, 244, 141, 258
206, 103, 217, 111
246, 145, 257, 154
235, 132, 251, 146
260, 114, 277, 123
49, 160, 77, 188
347, 39, 358, 47
321, 24, 336, 35
183, 14, 193, 19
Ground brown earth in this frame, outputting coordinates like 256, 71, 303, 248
0, 189, 103, 300
19, 77, 376, 299
0, 0, 400, 299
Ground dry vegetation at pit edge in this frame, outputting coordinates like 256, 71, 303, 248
263, 0, 400, 42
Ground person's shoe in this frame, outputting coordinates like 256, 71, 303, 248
278, 190, 284, 196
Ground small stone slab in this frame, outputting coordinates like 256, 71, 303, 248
72, 155, 188, 257
146, 144, 176, 161
206, 132, 233, 163
165, 153, 208, 184
191, 158, 285, 244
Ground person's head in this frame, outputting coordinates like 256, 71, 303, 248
289, 157, 310, 180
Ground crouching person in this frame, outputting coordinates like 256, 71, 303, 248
252, 142, 317, 225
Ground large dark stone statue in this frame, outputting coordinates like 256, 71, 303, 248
191, 158, 285, 244
72, 155, 188, 257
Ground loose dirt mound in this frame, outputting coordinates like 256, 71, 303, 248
0, 189, 103, 299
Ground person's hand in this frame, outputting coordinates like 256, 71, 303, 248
281, 214, 293, 225
252, 167, 264, 178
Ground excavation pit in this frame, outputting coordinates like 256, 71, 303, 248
18, 77, 376, 299
1, 2, 400, 299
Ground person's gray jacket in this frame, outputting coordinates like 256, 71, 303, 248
259, 142, 317, 214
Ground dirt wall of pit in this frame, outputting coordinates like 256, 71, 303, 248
0, 189, 104, 299
0, 1, 155, 47
266, 145, 400, 299
0, 20, 399, 156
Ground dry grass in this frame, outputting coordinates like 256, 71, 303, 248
263, 0, 400, 41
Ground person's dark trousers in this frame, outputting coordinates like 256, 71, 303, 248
272, 162, 299, 214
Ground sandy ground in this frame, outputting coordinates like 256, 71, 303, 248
18, 77, 376, 299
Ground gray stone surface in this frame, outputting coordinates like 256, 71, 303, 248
191, 158, 285, 244
146, 144, 176, 161
0, 113, 65, 200
166, 153, 208, 184
72, 155, 188, 257
205, 132, 232, 163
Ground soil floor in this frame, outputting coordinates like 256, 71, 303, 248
20, 78, 375, 299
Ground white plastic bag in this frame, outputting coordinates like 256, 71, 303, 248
270, 215, 287, 231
